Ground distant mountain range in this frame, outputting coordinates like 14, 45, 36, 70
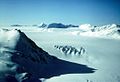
76, 24, 120, 39
10, 23, 79, 28
9, 23, 120, 39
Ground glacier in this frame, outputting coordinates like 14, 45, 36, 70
0, 29, 95, 82
0, 23, 120, 82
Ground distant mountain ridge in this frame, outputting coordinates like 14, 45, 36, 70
7, 23, 120, 39
70, 24, 120, 39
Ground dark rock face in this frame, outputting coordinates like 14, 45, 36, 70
48, 23, 78, 28
48, 23, 67, 28
13, 30, 52, 64
54, 45, 86, 56
117, 29, 120, 34
117, 24, 120, 28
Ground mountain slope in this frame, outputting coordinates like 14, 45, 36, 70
70, 24, 120, 39
24, 30, 120, 82
0, 29, 95, 82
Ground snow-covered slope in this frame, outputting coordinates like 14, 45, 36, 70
71, 24, 120, 39
0, 29, 95, 82
24, 30, 120, 82
0, 29, 52, 82
0, 26, 120, 82
79, 24, 94, 32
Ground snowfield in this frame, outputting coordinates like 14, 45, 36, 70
0, 24, 120, 82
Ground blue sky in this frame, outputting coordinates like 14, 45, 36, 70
0, 0, 120, 26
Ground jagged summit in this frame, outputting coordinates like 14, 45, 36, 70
0, 29, 53, 81
0, 29, 53, 64
37, 23, 47, 28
